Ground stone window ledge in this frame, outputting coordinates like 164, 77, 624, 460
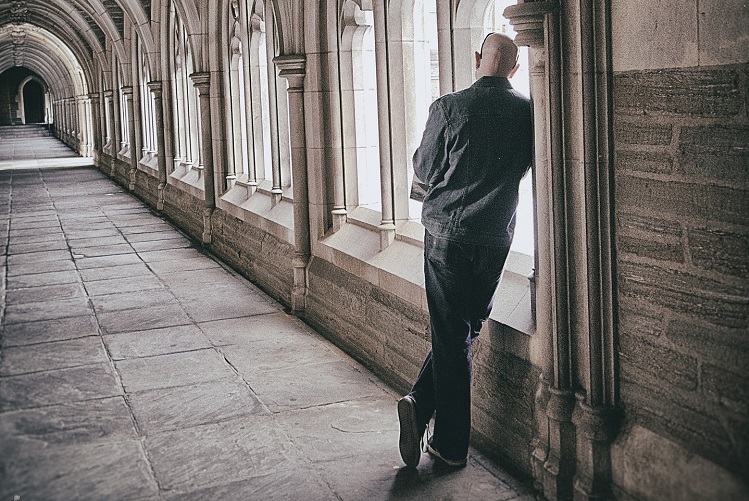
318, 208, 535, 338
217, 183, 294, 245
138, 154, 158, 173
168, 164, 205, 199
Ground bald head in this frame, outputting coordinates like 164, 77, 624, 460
475, 33, 519, 79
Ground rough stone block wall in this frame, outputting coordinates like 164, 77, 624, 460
132, 170, 158, 208
614, 63, 749, 479
209, 210, 294, 306
162, 186, 203, 243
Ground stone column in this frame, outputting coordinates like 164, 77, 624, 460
191, 72, 216, 245
88, 92, 102, 164
104, 90, 117, 176
275, 55, 310, 312
505, 2, 620, 500
148, 81, 168, 211
76, 96, 87, 155
372, 0, 396, 250
122, 86, 138, 191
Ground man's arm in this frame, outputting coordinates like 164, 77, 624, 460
412, 100, 447, 186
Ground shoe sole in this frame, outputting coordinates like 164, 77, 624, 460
398, 397, 421, 468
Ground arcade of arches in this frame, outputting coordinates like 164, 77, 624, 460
0, 1, 747, 500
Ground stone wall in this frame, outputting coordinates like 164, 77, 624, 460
612, 63, 749, 497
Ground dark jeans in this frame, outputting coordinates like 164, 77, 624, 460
409, 230, 510, 460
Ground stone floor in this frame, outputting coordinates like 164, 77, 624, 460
0, 128, 534, 500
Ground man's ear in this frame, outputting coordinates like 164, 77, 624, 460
475, 51, 481, 70
508, 63, 520, 79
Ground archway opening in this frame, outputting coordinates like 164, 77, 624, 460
22, 80, 45, 123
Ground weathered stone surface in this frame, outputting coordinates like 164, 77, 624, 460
127, 379, 267, 435
3, 296, 93, 325
615, 121, 672, 145
619, 262, 748, 329
618, 177, 748, 229
611, 424, 749, 501
78, 262, 153, 282
6, 268, 80, 288
86, 272, 167, 294
0, 336, 108, 376
7, 249, 71, 265
145, 255, 222, 273
0, 396, 137, 445
130, 236, 192, 252
688, 227, 749, 278
6, 258, 77, 277
248, 359, 382, 412
220, 331, 341, 377
0, 363, 122, 411
7, 238, 69, 254
276, 397, 398, 463
679, 125, 749, 182
163, 470, 338, 501
5, 282, 87, 305
0, 439, 158, 500
178, 291, 278, 322
666, 318, 749, 371
104, 324, 211, 360
196, 312, 312, 345
0, 315, 99, 346
97, 303, 193, 334
619, 334, 698, 391
146, 417, 302, 491
614, 68, 744, 117
90, 288, 177, 313
74, 252, 144, 269
115, 349, 236, 392
616, 213, 684, 263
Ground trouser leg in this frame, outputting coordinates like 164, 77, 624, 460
421, 231, 509, 460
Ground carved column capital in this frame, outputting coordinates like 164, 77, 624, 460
146, 81, 163, 98
190, 72, 211, 94
274, 55, 306, 90
121, 86, 134, 97
504, 1, 558, 47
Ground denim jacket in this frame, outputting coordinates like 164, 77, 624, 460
413, 76, 533, 247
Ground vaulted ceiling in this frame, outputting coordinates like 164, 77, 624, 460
0, 0, 154, 98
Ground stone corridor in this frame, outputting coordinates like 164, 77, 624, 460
0, 128, 534, 500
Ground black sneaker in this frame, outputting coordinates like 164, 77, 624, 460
426, 441, 467, 468
397, 395, 422, 467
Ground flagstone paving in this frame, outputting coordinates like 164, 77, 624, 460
0, 128, 534, 500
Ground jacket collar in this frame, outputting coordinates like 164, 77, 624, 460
472, 76, 513, 90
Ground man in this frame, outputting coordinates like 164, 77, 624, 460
398, 33, 533, 468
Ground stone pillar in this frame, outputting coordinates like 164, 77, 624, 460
275, 55, 310, 312
76, 96, 86, 155
104, 90, 116, 176
148, 81, 168, 211
191, 72, 216, 245
88, 92, 102, 164
505, 1, 621, 500
122, 86, 138, 191
372, 0, 396, 250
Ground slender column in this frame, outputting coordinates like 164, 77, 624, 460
104, 90, 117, 176
75, 96, 88, 156
275, 55, 310, 312
506, 2, 621, 500
506, 3, 575, 500
122, 87, 138, 191
88, 92, 102, 163
148, 81, 168, 211
191, 72, 216, 245
372, 0, 395, 249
